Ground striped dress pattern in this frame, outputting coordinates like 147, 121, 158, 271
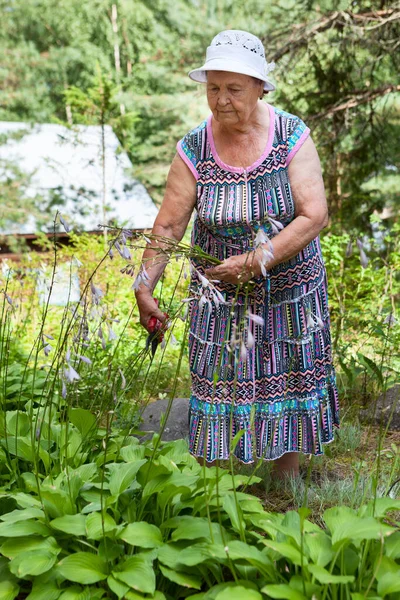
176, 103, 340, 463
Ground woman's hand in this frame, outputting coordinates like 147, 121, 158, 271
205, 252, 261, 284
135, 291, 167, 332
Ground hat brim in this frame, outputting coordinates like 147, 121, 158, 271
188, 59, 275, 92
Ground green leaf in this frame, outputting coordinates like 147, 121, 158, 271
377, 571, 400, 596
69, 408, 97, 439
215, 587, 262, 600
85, 512, 116, 540
385, 531, 400, 559
0, 508, 45, 523
324, 506, 393, 548
13, 493, 42, 509
107, 460, 147, 497
305, 532, 333, 567
107, 576, 129, 599
159, 564, 202, 589
361, 497, 400, 519
262, 540, 305, 566
9, 550, 57, 577
0, 535, 60, 559
357, 352, 384, 386
223, 540, 272, 569
51, 515, 86, 536
260, 584, 306, 600
113, 555, 155, 595
166, 516, 213, 542
0, 436, 35, 462
223, 495, 245, 533
40, 488, 74, 519
118, 522, 162, 548
0, 580, 19, 600
58, 586, 91, 600
57, 553, 108, 584
229, 430, 246, 453
332, 517, 393, 548
120, 445, 145, 462
0, 519, 50, 537
25, 582, 61, 600
308, 565, 355, 584
4, 411, 31, 436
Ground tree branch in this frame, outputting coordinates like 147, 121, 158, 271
308, 84, 400, 121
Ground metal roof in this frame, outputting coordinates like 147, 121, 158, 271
0, 121, 158, 234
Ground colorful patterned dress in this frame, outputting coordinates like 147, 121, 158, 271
176, 103, 339, 463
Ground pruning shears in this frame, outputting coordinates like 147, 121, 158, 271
145, 299, 168, 357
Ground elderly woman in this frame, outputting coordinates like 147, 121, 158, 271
135, 30, 339, 477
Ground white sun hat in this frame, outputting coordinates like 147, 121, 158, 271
189, 30, 276, 92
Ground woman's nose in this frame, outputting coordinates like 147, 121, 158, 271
217, 93, 230, 106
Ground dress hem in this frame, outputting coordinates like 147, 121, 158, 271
189, 431, 339, 465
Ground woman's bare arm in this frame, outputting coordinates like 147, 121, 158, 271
135, 153, 197, 328
205, 136, 328, 283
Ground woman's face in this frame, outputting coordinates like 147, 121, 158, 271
206, 71, 263, 126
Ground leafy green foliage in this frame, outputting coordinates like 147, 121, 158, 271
0, 392, 399, 598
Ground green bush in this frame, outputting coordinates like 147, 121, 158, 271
0, 402, 399, 600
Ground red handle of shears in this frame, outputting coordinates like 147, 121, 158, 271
148, 299, 168, 339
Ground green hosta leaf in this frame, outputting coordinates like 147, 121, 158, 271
158, 542, 226, 569
4, 410, 31, 436
260, 584, 306, 600
215, 587, 262, 600
262, 540, 306, 566
73, 463, 98, 482
9, 550, 57, 577
98, 539, 124, 561
223, 494, 246, 533
142, 472, 197, 498
0, 580, 19, 600
166, 516, 214, 542
0, 436, 35, 462
385, 531, 400, 559
107, 460, 147, 497
51, 515, 86, 536
308, 565, 355, 584
305, 532, 333, 567
331, 517, 393, 548
377, 570, 400, 596
224, 540, 272, 568
324, 506, 393, 548
40, 488, 74, 519
159, 564, 202, 589
57, 553, 108, 584
0, 519, 50, 537
69, 408, 97, 439
13, 493, 42, 509
107, 575, 129, 599
361, 497, 400, 519
0, 508, 45, 523
58, 586, 91, 600
85, 512, 116, 540
113, 555, 155, 594
0, 535, 60, 559
323, 505, 356, 534
120, 445, 145, 462
25, 582, 61, 600
118, 522, 162, 548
